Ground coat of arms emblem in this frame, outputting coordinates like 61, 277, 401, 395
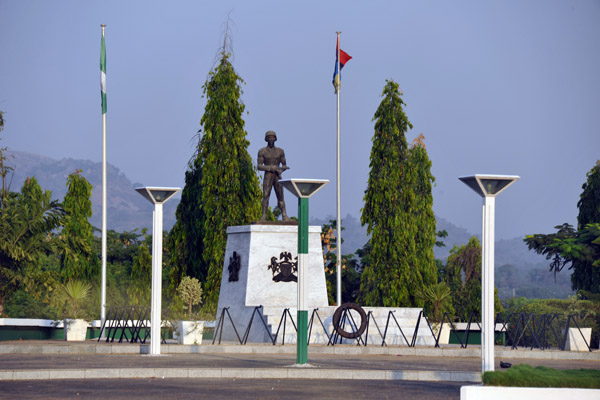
268, 251, 298, 282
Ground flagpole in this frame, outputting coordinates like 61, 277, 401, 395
100, 24, 107, 335
336, 31, 342, 307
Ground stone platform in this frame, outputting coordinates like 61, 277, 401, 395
216, 224, 328, 342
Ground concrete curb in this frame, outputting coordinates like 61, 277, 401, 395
0, 367, 482, 383
1, 342, 597, 360
0, 343, 140, 355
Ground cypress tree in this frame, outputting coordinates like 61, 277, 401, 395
358, 80, 420, 307
60, 170, 97, 282
168, 53, 261, 313
408, 135, 437, 293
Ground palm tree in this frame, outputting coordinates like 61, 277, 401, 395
61, 280, 92, 319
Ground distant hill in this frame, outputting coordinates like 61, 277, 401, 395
7, 150, 178, 233
434, 216, 546, 266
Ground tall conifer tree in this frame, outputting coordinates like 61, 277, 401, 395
60, 170, 97, 282
409, 135, 437, 292
359, 80, 421, 307
169, 52, 261, 313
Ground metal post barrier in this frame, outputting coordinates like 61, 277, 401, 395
307, 308, 332, 345
212, 307, 243, 345
241, 306, 275, 345
362, 311, 386, 347
382, 310, 411, 347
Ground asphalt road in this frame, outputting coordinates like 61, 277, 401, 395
0, 378, 467, 400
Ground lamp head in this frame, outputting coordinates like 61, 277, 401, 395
135, 186, 181, 205
459, 175, 519, 198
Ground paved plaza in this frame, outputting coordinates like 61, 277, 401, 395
0, 341, 598, 399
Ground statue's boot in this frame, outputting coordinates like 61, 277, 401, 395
279, 201, 290, 221
260, 198, 269, 221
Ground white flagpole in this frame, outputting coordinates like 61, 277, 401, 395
336, 31, 342, 307
100, 24, 107, 334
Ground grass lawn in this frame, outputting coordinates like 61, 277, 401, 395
483, 364, 600, 388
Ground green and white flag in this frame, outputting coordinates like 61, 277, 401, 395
100, 30, 107, 114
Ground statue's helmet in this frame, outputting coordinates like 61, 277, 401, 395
265, 130, 277, 141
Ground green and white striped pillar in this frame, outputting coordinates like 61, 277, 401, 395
296, 196, 309, 364
278, 179, 329, 366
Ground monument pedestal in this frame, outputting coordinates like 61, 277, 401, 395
216, 224, 328, 342
215, 224, 434, 346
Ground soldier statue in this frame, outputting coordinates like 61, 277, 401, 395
257, 130, 290, 221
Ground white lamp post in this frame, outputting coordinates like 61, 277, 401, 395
459, 175, 519, 372
279, 178, 329, 365
135, 186, 181, 355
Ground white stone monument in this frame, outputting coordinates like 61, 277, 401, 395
215, 224, 328, 342
214, 224, 435, 346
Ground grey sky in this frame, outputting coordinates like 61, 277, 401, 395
1, 1, 598, 239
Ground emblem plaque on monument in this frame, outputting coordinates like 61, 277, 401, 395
268, 252, 298, 282
228, 251, 241, 282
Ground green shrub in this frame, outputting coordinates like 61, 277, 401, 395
483, 364, 600, 388
500, 297, 599, 348
4, 289, 57, 319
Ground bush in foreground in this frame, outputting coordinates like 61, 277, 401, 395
483, 364, 600, 388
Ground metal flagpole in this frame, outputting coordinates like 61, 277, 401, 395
336, 31, 342, 307
100, 24, 107, 335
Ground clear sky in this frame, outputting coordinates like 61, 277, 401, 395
1, 1, 598, 239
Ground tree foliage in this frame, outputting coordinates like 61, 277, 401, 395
59, 280, 92, 319
59, 170, 98, 282
525, 162, 600, 296
358, 80, 435, 307
408, 135, 437, 288
177, 276, 203, 319
0, 111, 15, 199
168, 52, 262, 313
0, 177, 64, 315
127, 230, 152, 306
443, 236, 503, 320
321, 221, 362, 305
577, 161, 600, 230
416, 282, 454, 323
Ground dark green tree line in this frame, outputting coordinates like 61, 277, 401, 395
0, 112, 164, 318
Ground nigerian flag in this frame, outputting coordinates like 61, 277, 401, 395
100, 30, 107, 114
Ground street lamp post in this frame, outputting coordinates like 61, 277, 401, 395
135, 186, 181, 356
459, 175, 519, 372
280, 179, 329, 365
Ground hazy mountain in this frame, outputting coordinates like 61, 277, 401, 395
434, 216, 547, 266
7, 150, 178, 233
